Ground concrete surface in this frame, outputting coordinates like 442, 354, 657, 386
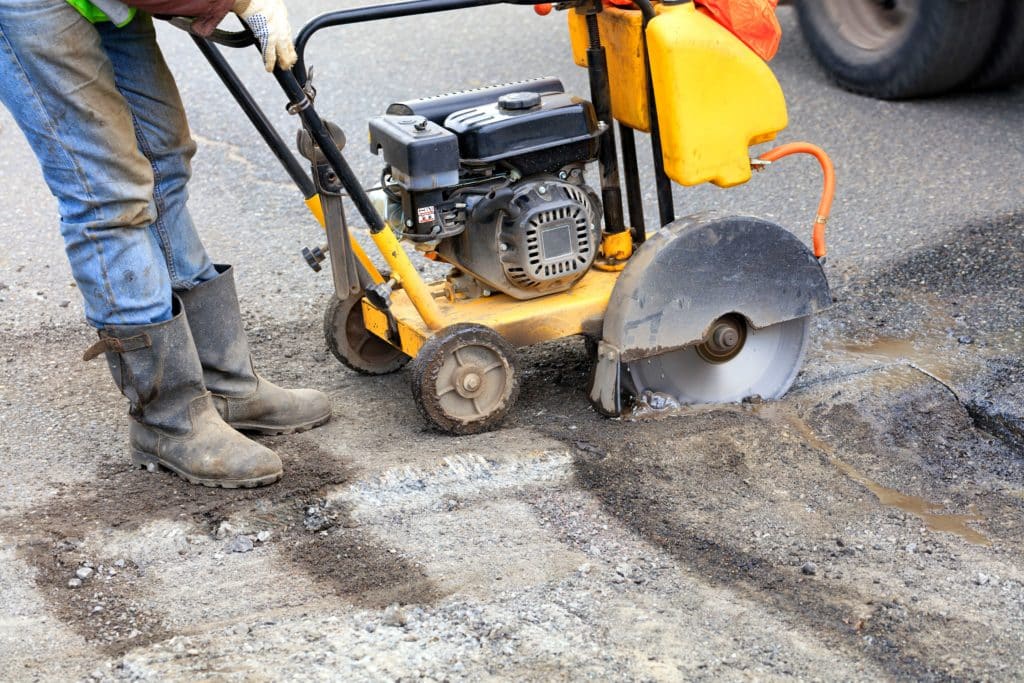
1, 3, 1023, 681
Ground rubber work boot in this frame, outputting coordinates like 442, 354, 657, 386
85, 299, 283, 488
178, 264, 332, 435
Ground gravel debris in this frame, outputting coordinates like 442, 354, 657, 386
303, 504, 335, 532
215, 521, 235, 540
382, 604, 408, 627
226, 535, 255, 554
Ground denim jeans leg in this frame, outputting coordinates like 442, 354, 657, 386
0, 0, 171, 327
98, 14, 218, 291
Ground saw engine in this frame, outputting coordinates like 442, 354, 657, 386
369, 79, 604, 300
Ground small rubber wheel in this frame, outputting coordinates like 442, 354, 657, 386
408, 323, 519, 435
324, 293, 409, 375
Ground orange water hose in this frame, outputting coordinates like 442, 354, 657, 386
757, 143, 835, 259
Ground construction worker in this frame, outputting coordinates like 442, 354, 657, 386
0, 0, 329, 488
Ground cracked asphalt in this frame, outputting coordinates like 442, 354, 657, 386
1, 3, 1023, 681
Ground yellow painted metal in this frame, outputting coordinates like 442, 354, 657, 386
646, 3, 788, 187
362, 298, 390, 341
370, 227, 445, 330
365, 267, 619, 355
594, 230, 634, 272
567, 7, 651, 131
362, 299, 427, 358
602, 229, 634, 260
304, 195, 326, 226
304, 194, 386, 285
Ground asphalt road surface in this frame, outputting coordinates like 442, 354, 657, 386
2, 3, 1023, 680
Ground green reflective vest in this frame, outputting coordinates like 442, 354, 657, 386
66, 0, 137, 27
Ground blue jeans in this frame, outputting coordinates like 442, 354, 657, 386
0, 0, 217, 327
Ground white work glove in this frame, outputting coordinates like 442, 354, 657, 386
233, 0, 298, 72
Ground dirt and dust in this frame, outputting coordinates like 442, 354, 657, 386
1, 396, 438, 661
5, 227, 1024, 680
559, 367, 1023, 680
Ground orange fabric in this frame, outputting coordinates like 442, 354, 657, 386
694, 0, 782, 61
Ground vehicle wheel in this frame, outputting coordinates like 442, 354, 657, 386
794, 0, 1004, 99
968, 1, 1024, 90
324, 293, 409, 375
623, 314, 811, 405
408, 324, 519, 435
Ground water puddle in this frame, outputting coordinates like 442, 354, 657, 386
754, 403, 991, 546
829, 336, 956, 386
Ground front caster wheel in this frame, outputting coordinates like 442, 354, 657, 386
324, 293, 409, 375
409, 323, 519, 435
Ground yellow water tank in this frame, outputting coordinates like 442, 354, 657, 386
567, 3, 788, 188
647, 3, 787, 187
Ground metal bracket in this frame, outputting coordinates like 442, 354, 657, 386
588, 340, 623, 417
312, 160, 360, 299
287, 69, 318, 115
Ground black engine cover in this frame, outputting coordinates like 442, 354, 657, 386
444, 92, 602, 176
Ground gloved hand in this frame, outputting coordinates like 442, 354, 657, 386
233, 0, 298, 72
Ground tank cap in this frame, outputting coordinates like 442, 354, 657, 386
498, 92, 542, 111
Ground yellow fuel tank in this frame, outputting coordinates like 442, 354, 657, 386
567, 3, 787, 188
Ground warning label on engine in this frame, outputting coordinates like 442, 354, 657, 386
417, 206, 436, 224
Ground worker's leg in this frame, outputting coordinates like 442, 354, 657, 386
0, 1, 284, 488
0, 0, 171, 327
96, 13, 218, 291
97, 15, 333, 435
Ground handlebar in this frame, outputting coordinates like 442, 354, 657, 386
163, 0, 571, 84
164, 16, 256, 48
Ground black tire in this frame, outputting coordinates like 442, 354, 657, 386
794, 0, 1005, 99
408, 323, 519, 435
323, 293, 409, 375
968, 1, 1024, 90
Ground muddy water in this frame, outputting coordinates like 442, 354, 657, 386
754, 403, 991, 546
829, 337, 958, 387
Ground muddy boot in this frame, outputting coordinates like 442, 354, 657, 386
178, 264, 332, 435
85, 299, 283, 488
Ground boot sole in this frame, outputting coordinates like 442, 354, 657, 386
228, 411, 332, 437
131, 450, 282, 489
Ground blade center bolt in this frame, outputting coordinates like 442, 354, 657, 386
697, 314, 748, 364
714, 326, 739, 351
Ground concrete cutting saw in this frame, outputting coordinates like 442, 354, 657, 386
170, 0, 836, 434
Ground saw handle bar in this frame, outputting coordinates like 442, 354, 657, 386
165, 16, 255, 48
291, 0, 575, 82
757, 143, 835, 260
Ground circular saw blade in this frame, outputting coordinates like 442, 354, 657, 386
624, 316, 812, 404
